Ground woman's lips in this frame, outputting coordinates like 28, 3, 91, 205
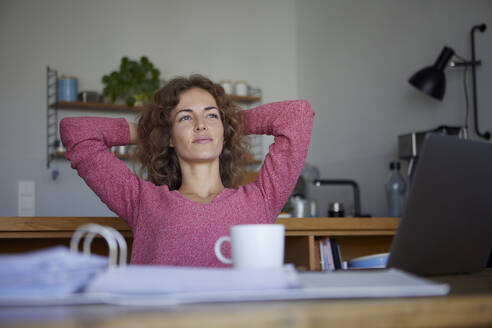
193, 137, 212, 144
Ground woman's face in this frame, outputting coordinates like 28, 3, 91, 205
169, 87, 224, 164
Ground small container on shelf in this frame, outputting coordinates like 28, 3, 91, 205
219, 80, 233, 94
328, 202, 345, 217
233, 80, 249, 96
78, 91, 102, 103
57, 76, 78, 102
54, 139, 66, 154
117, 145, 127, 155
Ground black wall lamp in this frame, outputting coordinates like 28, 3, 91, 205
408, 24, 489, 140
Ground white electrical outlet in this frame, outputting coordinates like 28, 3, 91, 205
18, 180, 35, 217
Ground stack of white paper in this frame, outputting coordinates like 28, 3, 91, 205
85, 264, 300, 295
0, 246, 107, 298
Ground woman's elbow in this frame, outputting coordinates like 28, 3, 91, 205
59, 117, 79, 148
293, 99, 315, 118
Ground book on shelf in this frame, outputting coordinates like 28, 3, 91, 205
315, 237, 343, 271
330, 238, 343, 270
322, 238, 335, 271
314, 239, 321, 271
319, 239, 325, 271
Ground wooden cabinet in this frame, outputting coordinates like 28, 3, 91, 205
0, 217, 398, 270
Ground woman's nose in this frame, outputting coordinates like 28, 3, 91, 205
194, 118, 207, 131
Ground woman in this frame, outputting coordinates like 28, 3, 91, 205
60, 74, 314, 267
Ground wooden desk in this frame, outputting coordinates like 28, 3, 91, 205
0, 217, 398, 270
1, 270, 491, 327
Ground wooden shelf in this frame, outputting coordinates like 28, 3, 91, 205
228, 95, 261, 103
53, 101, 144, 112
0, 217, 398, 238
0, 217, 398, 270
52, 95, 261, 112
277, 218, 398, 271
276, 217, 398, 234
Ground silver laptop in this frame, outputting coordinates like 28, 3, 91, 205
387, 134, 492, 275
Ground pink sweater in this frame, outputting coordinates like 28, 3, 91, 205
60, 100, 314, 267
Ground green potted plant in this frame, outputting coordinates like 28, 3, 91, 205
102, 56, 161, 106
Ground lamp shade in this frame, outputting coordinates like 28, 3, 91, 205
408, 46, 455, 101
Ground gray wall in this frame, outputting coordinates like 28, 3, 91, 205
1, 0, 491, 217
298, 0, 492, 217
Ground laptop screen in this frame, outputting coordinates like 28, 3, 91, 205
387, 134, 492, 275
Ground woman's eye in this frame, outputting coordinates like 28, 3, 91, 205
179, 115, 192, 122
208, 113, 219, 119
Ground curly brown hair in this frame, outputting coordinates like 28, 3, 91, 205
134, 74, 248, 190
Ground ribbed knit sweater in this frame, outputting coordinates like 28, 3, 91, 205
60, 100, 314, 266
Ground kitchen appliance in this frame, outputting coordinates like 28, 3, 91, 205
398, 125, 467, 179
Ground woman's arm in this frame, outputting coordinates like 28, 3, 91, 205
243, 100, 315, 220
60, 117, 147, 227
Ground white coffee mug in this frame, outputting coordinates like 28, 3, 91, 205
214, 224, 285, 269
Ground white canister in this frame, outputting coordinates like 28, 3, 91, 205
220, 80, 233, 94
234, 81, 248, 96
117, 145, 127, 155
291, 196, 310, 218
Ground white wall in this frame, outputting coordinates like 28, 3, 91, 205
0, 0, 297, 216
297, 0, 492, 217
